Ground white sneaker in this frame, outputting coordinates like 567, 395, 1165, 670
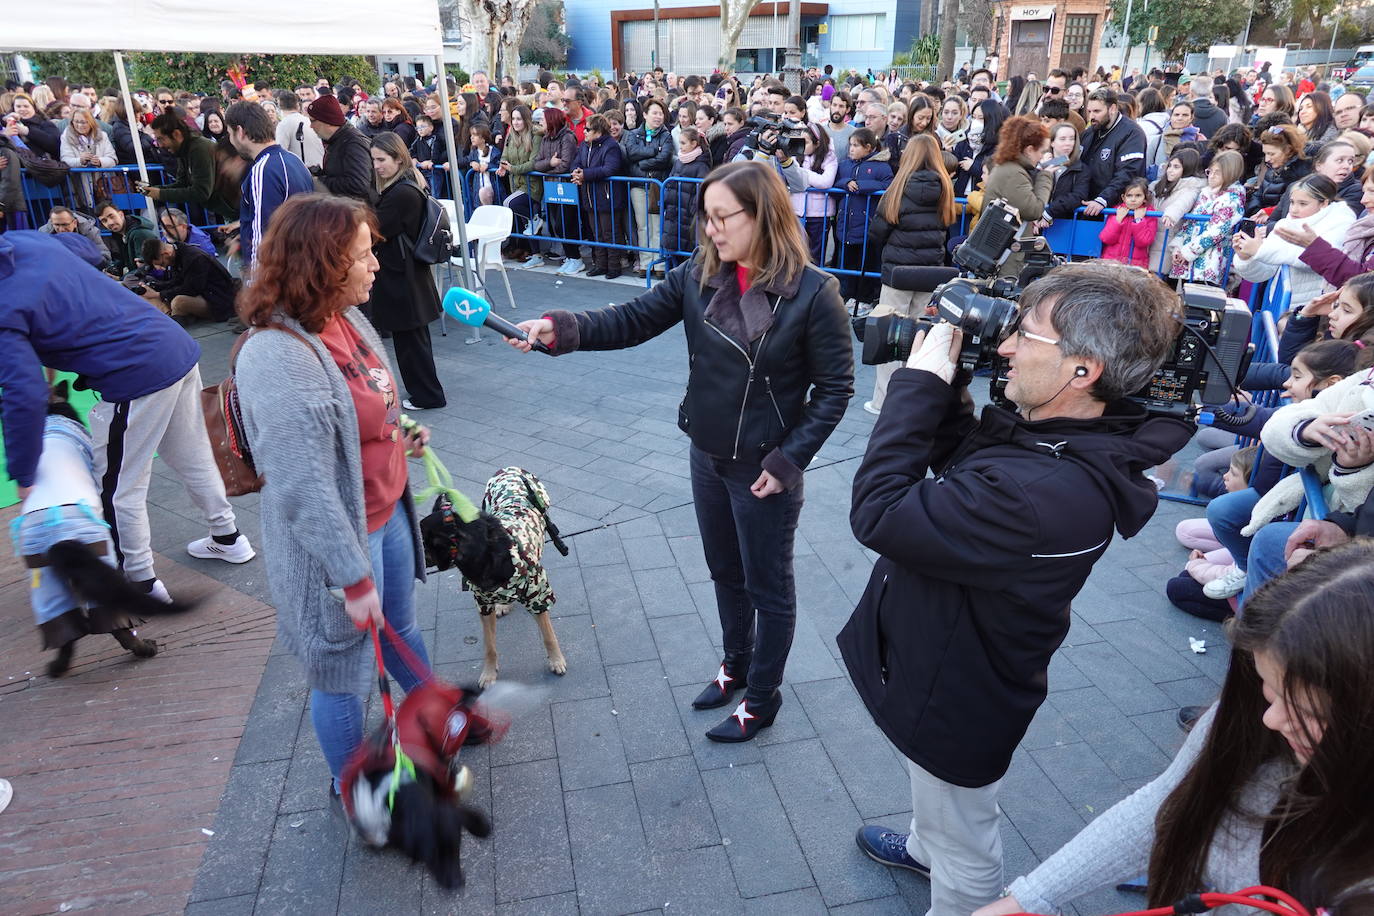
0, 778, 12, 815
863, 400, 882, 416
1203, 564, 1247, 599
402, 399, 430, 411
148, 579, 174, 604
563, 258, 585, 275
187, 534, 256, 564
524, 255, 546, 269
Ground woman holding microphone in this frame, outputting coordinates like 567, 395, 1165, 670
508, 161, 854, 741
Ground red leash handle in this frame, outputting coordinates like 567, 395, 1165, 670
366, 620, 436, 725
368, 623, 395, 724
1011, 885, 1312, 916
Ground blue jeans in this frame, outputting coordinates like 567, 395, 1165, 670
689, 446, 804, 699
311, 500, 430, 791
1206, 487, 1261, 571
1241, 521, 1298, 608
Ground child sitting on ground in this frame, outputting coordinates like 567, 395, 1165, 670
1167, 445, 1259, 622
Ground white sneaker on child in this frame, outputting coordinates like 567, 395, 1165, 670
1203, 564, 1248, 599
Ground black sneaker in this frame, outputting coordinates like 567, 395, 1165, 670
585, 266, 606, 277
854, 826, 932, 877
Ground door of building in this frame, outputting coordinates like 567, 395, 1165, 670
1059, 14, 1098, 75
1010, 19, 1051, 80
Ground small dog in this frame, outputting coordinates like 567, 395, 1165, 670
16, 385, 193, 677
419, 466, 569, 687
341, 679, 504, 888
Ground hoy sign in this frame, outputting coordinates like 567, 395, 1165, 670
1010, 4, 1052, 19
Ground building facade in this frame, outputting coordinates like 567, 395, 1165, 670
994, 0, 1109, 79
565, 0, 920, 77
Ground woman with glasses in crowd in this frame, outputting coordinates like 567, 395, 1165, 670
379, 98, 416, 148
507, 162, 853, 743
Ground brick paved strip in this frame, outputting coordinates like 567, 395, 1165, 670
0, 524, 276, 916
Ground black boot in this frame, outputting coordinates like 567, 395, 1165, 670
47, 641, 76, 678
706, 689, 781, 743
691, 659, 749, 710
112, 628, 158, 658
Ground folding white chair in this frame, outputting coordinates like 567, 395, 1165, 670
456, 205, 517, 343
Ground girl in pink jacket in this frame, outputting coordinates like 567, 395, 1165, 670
1099, 178, 1159, 269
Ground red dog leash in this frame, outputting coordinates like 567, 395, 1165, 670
1014, 885, 1312, 916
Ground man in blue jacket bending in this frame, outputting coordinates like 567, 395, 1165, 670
0, 232, 255, 602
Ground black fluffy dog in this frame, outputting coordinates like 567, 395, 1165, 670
418, 493, 515, 589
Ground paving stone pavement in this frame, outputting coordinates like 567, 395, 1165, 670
153, 269, 1225, 915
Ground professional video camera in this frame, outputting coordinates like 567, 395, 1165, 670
858, 198, 1058, 369
742, 111, 809, 160
855, 198, 1253, 418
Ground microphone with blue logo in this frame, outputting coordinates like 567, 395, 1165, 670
441, 287, 552, 354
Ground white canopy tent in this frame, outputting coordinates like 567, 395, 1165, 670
10, 1, 473, 283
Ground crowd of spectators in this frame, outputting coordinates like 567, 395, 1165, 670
5, 57, 1374, 914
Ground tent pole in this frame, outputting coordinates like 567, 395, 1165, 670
434, 53, 476, 292
113, 50, 156, 226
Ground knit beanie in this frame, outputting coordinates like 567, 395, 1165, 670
307, 95, 347, 127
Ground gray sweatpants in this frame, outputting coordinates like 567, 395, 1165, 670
906, 759, 1005, 916
88, 365, 237, 581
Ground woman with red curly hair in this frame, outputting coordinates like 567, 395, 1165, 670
234, 193, 434, 800
980, 115, 1055, 276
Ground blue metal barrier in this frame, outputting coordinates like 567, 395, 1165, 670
20, 165, 164, 228
440, 172, 1247, 292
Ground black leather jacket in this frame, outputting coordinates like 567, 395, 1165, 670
544, 259, 853, 486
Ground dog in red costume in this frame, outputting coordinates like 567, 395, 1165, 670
340, 680, 508, 887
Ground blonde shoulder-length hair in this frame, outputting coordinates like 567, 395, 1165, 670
696, 161, 810, 289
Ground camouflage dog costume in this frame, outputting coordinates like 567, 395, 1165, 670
469, 467, 558, 616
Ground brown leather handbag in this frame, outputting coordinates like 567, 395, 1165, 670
200, 325, 317, 497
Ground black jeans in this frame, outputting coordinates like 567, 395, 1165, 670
689, 445, 804, 699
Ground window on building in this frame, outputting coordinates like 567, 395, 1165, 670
828, 14, 886, 51
1062, 15, 1096, 57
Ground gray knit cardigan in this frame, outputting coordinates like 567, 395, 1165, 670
236, 308, 425, 697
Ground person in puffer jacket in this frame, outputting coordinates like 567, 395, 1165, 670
570, 114, 626, 279
1246, 124, 1310, 216
864, 134, 957, 412
1233, 174, 1356, 314
661, 127, 711, 267
833, 127, 893, 304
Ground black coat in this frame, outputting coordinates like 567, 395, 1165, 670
544, 259, 853, 486
20, 117, 61, 158
320, 123, 377, 202
621, 125, 673, 180
111, 120, 157, 166
370, 177, 442, 332
571, 133, 626, 210
1080, 114, 1147, 207
838, 369, 1194, 787
1248, 156, 1311, 214
868, 168, 948, 285
149, 241, 238, 321
1046, 159, 1093, 220
661, 156, 710, 252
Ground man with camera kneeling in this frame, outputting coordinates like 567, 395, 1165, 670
838, 262, 1194, 915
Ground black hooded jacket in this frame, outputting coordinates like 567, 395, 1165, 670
838, 368, 1194, 788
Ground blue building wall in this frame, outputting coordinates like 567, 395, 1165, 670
564, 0, 914, 76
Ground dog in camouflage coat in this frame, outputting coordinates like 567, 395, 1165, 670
471, 467, 567, 688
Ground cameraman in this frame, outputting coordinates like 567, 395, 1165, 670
839, 262, 1194, 914
733, 114, 808, 193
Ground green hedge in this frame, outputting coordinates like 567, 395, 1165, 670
26, 51, 376, 95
